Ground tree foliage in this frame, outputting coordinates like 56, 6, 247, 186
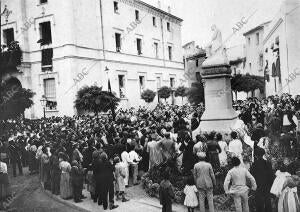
175, 86, 187, 99
0, 84, 35, 120
74, 86, 120, 114
186, 82, 204, 105
158, 86, 172, 101
231, 74, 264, 93
141, 89, 156, 103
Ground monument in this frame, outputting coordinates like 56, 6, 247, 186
193, 25, 239, 135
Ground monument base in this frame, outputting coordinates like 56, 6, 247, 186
192, 51, 241, 138
198, 117, 238, 133
192, 116, 244, 139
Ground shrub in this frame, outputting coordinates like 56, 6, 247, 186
141, 89, 156, 103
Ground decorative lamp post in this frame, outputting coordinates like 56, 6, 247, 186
40, 95, 47, 118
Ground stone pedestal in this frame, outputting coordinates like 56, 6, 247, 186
194, 54, 239, 134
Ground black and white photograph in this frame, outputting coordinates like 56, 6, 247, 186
0, 0, 300, 211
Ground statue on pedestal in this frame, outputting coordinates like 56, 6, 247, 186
193, 24, 237, 135
205, 25, 227, 60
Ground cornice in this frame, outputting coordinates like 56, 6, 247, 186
116, 0, 183, 24
263, 18, 284, 45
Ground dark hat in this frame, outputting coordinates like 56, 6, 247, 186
71, 160, 79, 166
256, 147, 265, 157
113, 156, 120, 164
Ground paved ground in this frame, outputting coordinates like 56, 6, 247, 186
2, 166, 231, 212
50, 184, 232, 212
5, 167, 82, 212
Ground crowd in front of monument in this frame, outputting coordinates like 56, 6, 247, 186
0, 94, 299, 212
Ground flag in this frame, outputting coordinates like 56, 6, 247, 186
108, 79, 112, 93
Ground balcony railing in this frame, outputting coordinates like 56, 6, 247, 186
0, 41, 22, 73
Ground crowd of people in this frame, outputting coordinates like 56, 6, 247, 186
0, 94, 299, 212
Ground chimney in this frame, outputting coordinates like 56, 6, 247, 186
168, 6, 171, 13
157, 1, 161, 9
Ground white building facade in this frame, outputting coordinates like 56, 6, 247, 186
182, 41, 206, 86
1, 0, 186, 119
263, 0, 300, 96
243, 22, 270, 76
226, 44, 247, 100
243, 22, 270, 98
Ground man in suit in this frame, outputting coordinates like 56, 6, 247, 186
193, 152, 216, 212
8, 140, 23, 177
158, 132, 176, 162
250, 148, 274, 212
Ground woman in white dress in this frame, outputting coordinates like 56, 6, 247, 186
216, 133, 228, 167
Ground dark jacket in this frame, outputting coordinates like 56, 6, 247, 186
50, 154, 61, 173
82, 146, 96, 169
250, 158, 274, 194
93, 159, 115, 184
71, 165, 84, 188
8, 144, 21, 162
191, 117, 199, 131
159, 180, 174, 205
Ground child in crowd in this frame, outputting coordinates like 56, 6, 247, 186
271, 165, 291, 197
159, 171, 174, 212
71, 160, 84, 203
114, 156, 129, 202
183, 177, 198, 212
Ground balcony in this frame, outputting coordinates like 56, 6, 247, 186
0, 41, 22, 74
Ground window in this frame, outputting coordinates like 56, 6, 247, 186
44, 78, 57, 110
256, 33, 259, 45
137, 38, 142, 55
170, 78, 175, 88
196, 72, 201, 82
135, 10, 139, 21
39, 22, 52, 45
41, 48, 53, 70
156, 77, 161, 89
118, 75, 126, 98
139, 76, 145, 93
40, 0, 47, 4
154, 42, 159, 58
196, 59, 199, 67
3, 28, 14, 46
248, 37, 251, 45
115, 33, 121, 52
152, 17, 156, 27
168, 46, 172, 60
259, 55, 263, 67
167, 22, 171, 31
113, 1, 119, 13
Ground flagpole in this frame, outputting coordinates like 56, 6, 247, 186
105, 66, 116, 121
0, 0, 2, 53
0, 0, 2, 83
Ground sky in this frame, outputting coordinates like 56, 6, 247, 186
143, 0, 285, 48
